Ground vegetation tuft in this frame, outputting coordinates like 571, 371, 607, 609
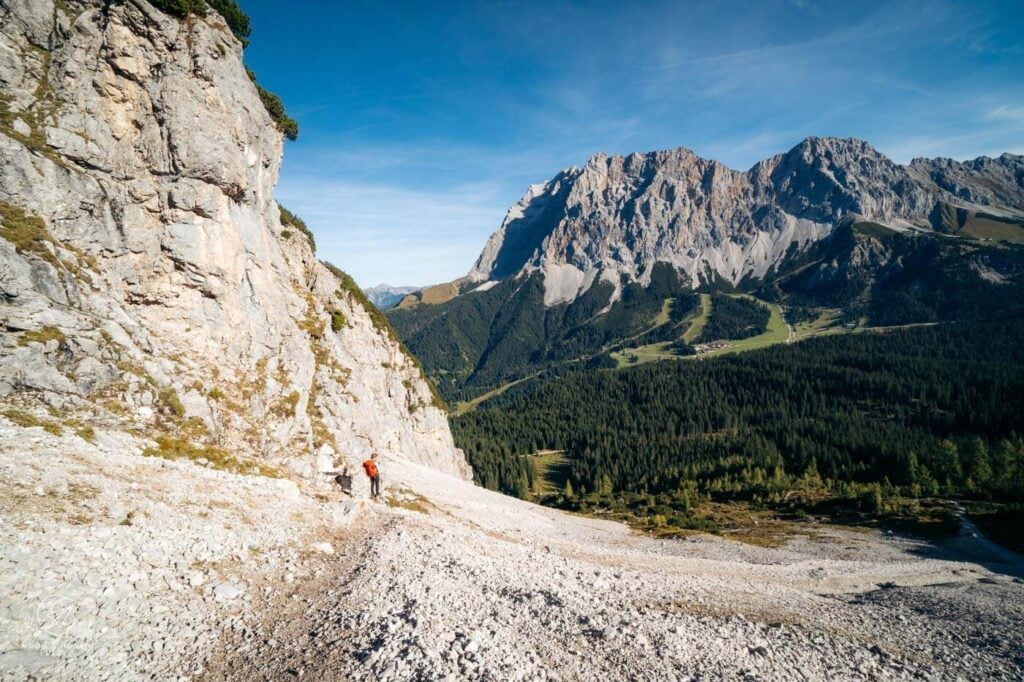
2, 409, 62, 436
18, 326, 66, 347
158, 388, 186, 418
143, 435, 279, 477
148, 0, 251, 45
246, 67, 299, 141
0, 201, 61, 269
278, 204, 315, 249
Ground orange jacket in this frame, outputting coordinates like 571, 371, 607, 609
362, 459, 379, 479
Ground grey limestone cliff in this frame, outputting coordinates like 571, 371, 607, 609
0, 0, 471, 481
469, 137, 1024, 304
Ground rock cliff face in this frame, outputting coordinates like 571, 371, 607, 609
0, 0, 471, 480
469, 137, 1024, 304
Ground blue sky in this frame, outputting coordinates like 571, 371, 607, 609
242, 0, 1024, 287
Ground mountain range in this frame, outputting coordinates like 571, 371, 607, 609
363, 283, 420, 309
388, 138, 1024, 401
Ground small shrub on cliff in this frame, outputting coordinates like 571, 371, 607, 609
149, 0, 251, 46
245, 67, 299, 141
158, 388, 186, 418
149, 0, 207, 18
207, 0, 251, 44
278, 204, 315, 250
0, 201, 61, 270
331, 310, 347, 332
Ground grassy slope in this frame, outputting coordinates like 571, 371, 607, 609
605, 297, 675, 353
682, 294, 712, 343
453, 373, 538, 416
528, 451, 570, 497
960, 215, 1024, 244
693, 295, 789, 359
793, 309, 843, 340
612, 294, 806, 365
610, 294, 712, 367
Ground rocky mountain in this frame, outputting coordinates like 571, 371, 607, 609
364, 283, 419, 310
0, 0, 470, 481
389, 139, 1024, 400
469, 138, 1024, 305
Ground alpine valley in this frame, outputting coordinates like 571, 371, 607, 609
390, 138, 1024, 403
388, 139, 1024, 516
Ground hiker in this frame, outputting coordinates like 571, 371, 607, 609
362, 453, 381, 499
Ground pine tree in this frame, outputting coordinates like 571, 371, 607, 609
967, 439, 993, 493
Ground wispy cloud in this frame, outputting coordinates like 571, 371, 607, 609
876, 131, 1024, 164
987, 104, 1024, 122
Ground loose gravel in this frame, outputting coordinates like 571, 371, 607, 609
2, 430, 1022, 681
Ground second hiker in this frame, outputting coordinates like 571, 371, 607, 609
362, 452, 381, 499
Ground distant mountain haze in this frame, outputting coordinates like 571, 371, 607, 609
363, 284, 420, 309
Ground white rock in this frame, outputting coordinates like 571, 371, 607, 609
211, 582, 245, 601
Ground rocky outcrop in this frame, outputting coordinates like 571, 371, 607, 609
0, 0, 471, 481
469, 137, 1024, 304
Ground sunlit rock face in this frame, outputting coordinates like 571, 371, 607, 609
469, 137, 1024, 304
0, 0, 471, 481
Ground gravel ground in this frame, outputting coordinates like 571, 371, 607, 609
206, 461, 1024, 681
2, 427, 1022, 681
0, 424, 354, 681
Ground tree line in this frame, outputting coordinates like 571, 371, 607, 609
453, 317, 1024, 506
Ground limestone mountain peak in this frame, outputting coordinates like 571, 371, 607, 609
469, 137, 1024, 305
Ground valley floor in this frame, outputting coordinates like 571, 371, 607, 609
2, 425, 1023, 681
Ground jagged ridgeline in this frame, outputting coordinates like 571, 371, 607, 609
388, 140, 1024, 403
0, 0, 470, 480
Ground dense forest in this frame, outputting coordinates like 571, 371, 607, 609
453, 317, 1024, 517
696, 295, 769, 342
